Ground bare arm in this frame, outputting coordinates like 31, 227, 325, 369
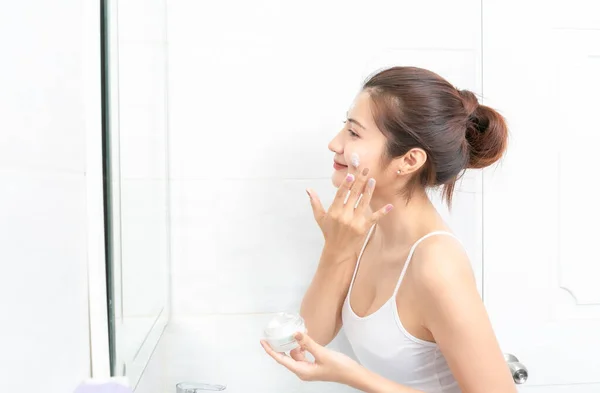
413, 237, 517, 393
301, 165, 391, 346
300, 246, 356, 346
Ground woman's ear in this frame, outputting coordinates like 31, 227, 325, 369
395, 148, 427, 175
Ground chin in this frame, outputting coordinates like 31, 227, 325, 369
331, 172, 343, 188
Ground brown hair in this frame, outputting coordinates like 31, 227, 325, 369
363, 66, 508, 205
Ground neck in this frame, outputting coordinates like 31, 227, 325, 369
369, 188, 442, 250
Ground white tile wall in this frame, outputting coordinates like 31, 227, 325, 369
0, 2, 86, 174
0, 1, 91, 390
171, 178, 336, 315
0, 171, 90, 386
167, 0, 482, 181
148, 0, 484, 391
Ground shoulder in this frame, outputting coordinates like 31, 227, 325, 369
409, 233, 478, 304
407, 236, 516, 391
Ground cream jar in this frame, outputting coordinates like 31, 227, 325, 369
263, 312, 306, 353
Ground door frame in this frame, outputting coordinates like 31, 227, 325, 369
85, 0, 112, 380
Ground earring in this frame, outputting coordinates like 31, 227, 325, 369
397, 169, 402, 175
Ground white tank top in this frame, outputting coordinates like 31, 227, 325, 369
341, 228, 462, 393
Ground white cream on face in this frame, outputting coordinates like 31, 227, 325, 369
350, 152, 360, 168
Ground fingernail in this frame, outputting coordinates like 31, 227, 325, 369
385, 204, 394, 212
306, 189, 311, 198
346, 174, 355, 183
362, 168, 369, 176
294, 332, 303, 340
367, 178, 376, 189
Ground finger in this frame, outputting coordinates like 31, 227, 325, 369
290, 347, 307, 362
261, 341, 303, 374
260, 339, 277, 354
306, 189, 326, 224
260, 340, 287, 361
344, 167, 370, 212
355, 177, 376, 214
369, 204, 394, 225
294, 332, 323, 357
331, 172, 355, 212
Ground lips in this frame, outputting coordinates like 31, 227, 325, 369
333, 161, 348, 171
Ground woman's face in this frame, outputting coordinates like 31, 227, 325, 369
329, 91, 391, 189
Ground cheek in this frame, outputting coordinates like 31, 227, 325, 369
345, 150, 379, 172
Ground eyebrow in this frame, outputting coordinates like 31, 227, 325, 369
346, 113, 367, 130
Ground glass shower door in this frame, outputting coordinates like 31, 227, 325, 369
101, 0, 171, 387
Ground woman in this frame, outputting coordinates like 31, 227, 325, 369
261, 66, 516, 393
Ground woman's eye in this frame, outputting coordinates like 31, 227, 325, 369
343, 121, 359, 138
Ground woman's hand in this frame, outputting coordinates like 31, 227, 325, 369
307, 167, 393, 256
261, 333, 423, 393
260, 332, 359, 383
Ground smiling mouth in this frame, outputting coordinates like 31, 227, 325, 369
333, 161, 348, 170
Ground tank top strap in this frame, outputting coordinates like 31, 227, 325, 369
392, 231, 459, 297
348, 225, 376, 292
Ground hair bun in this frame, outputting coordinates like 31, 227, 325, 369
458, 90, 509, 169
458, 89, 479, 118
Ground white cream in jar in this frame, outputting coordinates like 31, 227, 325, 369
263, 312, 306, 353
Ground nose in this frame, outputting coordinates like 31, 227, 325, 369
328, 130, 344, 154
